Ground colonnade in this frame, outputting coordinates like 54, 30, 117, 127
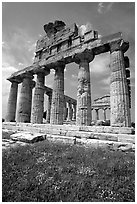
45, 90, 77, 123
92, 108, 110, 121
5, 40, 131, 127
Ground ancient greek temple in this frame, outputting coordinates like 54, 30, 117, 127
5, 20, 131, 127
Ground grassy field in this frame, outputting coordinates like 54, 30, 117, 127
2, 131, 135, 202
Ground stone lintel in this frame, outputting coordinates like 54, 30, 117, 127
7, 76, 22, 84
110, 40, 129, 53
7, 72, 34, 84
7, 32, 123, 79
92, 105, 110, 110
39, 33, 123, 67
74, 49, 94, 64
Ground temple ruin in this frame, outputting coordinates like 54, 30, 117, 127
5, 20, 131, 128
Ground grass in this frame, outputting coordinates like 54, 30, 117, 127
2, 131, 135, 202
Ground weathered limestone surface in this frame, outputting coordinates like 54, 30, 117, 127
46, 93, 52, 123
6, 81, 18, 122
50, 63, 65, 124
2, 123, 135, 151
63, 100, 67, 120
31, 70, 49, 123
75, 50, 94, 126
10, 132, 46, 143
95, 109, 99, 121
6, 21, 131, 130
72, 104, 76, 120
7, 32, 122, 79
17, 74, 34, 123
67, 102, 73, 121
103, 109, 107, 121
2, 122, 134, 134
110, 41, 131, 127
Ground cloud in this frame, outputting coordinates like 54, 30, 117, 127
2, 63, 19, 118
2, 27, 36, 70
90, 53, 110, 75
79, 22, 93, 36
101, 76, 110, 85
2, 27, 37, 118
98, 2, 104, 14
97, 2, 114, 14
46, 69, 55, 88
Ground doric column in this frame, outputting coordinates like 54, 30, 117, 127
95, 109, 99, 121
31, 69, 50, 124
67, 102, 73, 121
74, 50, 94, 126
72, 103, 76, 120
103, 109, 107, 121
109, 40, 131, 127
63, 99, 67, 121
17, 74, 34, 123
5, 79, 19, 122
50, 62, 65, 125
46, 93, 52, 123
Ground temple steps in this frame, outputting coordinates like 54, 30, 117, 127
2, 122, 135, 152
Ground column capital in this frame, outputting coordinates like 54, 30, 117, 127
95, 108, 99, 111
53, 61, 66, 72
34, 66, 50, 76
110, 40, 129, 53
7, 76, 22, 84
74, 49, 94, 64
21, 73, 34, 81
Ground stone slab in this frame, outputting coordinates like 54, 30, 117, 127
2, 123, 135, 150
10, 132, 46, 143
3, 122, 133, 134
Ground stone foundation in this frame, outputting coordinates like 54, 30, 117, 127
2, 122, 135, 151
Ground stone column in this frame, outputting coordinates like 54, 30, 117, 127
5, 80, 19, 122
63, 99, 67, 121
17, 74, 34, 123
110, 41, 131, 127
95, 109, 99, 121
72, 103, 76, 120
31, 69, 50, 124
74, 50, 94, 126
103, 109, 106, 121
67, 102, 73, 121
46, 93, 52, 123
50, 62, 65, 125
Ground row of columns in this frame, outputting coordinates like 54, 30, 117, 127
6, 41, 131, 127
92, 108, 110, 121
45, 93, 76, 123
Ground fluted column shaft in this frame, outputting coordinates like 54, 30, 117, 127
50, 63, 65, 124
17, 74, 34, 123
6, 81, 18, 122
63, 100, 67, 121
67, 102, 73, 121
103, 109, 106, 121
72, 104, 76, 120
110, 41, 131, 127
31, 70, 49, 124
46, 93, 52, 123
95, 109, 99, 121
74, 50, 94, 126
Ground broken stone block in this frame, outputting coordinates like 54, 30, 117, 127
10, 132, 46, 143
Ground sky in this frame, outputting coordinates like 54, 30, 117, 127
2, 2, 135, 121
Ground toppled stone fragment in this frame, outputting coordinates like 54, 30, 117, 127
10, 132, 46, 143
